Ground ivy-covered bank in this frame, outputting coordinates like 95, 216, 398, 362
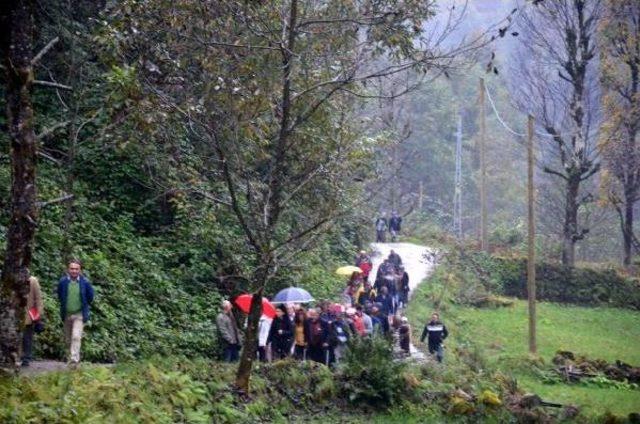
1, 165, 359, 362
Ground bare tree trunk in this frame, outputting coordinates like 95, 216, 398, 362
562, 176, 580, 268
0, 0, 37, 368
235, 283, 265, 393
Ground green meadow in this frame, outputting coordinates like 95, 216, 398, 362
407, 280, 640, 418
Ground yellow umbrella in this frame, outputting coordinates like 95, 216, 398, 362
335, 265, 363, 276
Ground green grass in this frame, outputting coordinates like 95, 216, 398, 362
406, 275, 640, 418
450, 301, 640, 365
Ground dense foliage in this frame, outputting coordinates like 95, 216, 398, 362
0, 0, 368, 362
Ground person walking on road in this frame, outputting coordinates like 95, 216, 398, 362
389, 211, 402, 241
375, 213, 388, 243
398, 316, 411, 354
57, 260, 94, 366
420, 312, 448, 363
217, 300, 242, 362
21, 276, 44, 367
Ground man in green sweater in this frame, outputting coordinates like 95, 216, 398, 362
57, 260, 94, 366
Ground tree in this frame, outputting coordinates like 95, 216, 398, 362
0, 0, 39, 368
513, 0, 602, 267
599, 0, 640, 267
103, 0, 496, 392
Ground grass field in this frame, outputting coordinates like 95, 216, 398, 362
406, 277, 640, 418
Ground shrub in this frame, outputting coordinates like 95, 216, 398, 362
340, 335, 408, 408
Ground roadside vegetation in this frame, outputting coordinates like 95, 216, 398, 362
405, 226, 640, 420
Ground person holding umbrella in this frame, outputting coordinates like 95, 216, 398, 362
267, 304, 293, 360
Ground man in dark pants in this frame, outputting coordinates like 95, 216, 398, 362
21, 276, 44, 367
389, 211, 402, 241
375, 214, 388, 243
216, 300, 242, 362
420, 312, 448, 363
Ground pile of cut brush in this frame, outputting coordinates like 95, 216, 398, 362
552, 350, 640, 384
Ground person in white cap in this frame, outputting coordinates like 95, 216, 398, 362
398, 316, 411, 354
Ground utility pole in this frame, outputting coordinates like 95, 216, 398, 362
390, 143, 398, 212
527, 114, 537, 355
418, 180, 424, 212
453, 115, 463, 239
479, 78, 488, 251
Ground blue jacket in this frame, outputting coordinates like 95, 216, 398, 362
57, 275, 94, 323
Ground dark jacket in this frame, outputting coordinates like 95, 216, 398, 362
329, 319, 351, 347
401, 272, 410, 292
375, 294, 393, 316
389, 216, 402, 232
57, 275, 94, 323
304, 319, 329, 348
267, 315, 293, 352
388, 252, 402, 267
420, 320, 448, 346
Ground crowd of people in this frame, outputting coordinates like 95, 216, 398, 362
217, 248, 449, 366
18, 254, 447, 369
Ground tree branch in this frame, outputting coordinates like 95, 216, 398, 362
33, 80, 72, 90
31, 37, 59, 66
543, 166, 568, 180
36, 120, 70, 140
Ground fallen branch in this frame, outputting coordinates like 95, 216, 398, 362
33, 80, 72, 91
37, 194, 74, 209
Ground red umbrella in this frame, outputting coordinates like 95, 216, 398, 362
234, 294, 277, 319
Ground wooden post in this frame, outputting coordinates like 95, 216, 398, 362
527, 114, 537, 355
479, 78, 488, 251
419, 180, 424, 211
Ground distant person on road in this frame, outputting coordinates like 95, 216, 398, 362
217, 300, 242, 362
387, 249, 402, 269
354, 250, 371, 267
375, 213, 388, 243
21, 275, 44, 368
397, 267, 410, 309
399, 316, 411, 354
420, 312, 448, 363
389, 211, 402, 241
57, 259, 94, 367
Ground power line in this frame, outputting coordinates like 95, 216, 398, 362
484, 83, 585, 140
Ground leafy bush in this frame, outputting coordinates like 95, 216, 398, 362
340, 335, 408, 408
441, 248, 640, 310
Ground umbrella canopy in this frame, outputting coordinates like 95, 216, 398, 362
272, 287, 314, 304
335, 265, 363, 276
234, 294, 277, 319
